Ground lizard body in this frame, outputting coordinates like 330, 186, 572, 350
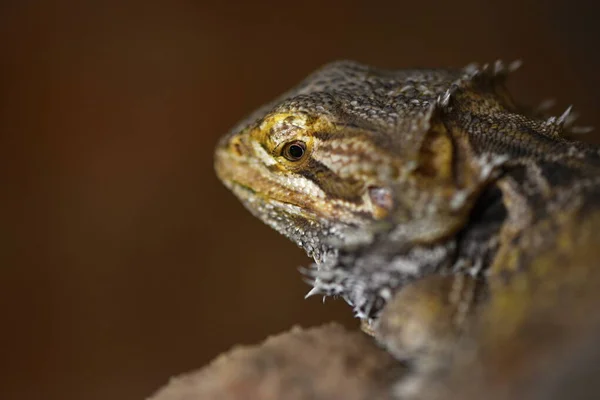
214, 61, 600, 398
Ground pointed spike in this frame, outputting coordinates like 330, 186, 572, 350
508, 59, 523, 72
536, 98, 556, 113
363, 301, 374, 319
438, 88, 453, 108
299, 266, 321, 279
494, 60, 505, 75
302, 277, 316, 286
570, 126, 595, 134
463, 62, 480, 75
545, 116, 557, 126
304, 287, 321, 299
557, 105, 573, 125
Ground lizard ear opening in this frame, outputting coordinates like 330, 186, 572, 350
367, 186, 394, 219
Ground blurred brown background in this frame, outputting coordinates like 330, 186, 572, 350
0, 1, 598, 399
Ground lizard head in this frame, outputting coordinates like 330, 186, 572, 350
214, 110, 400, 261
215, 61, 503, 266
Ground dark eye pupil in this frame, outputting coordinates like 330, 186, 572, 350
284, 142, 306, 161
288, 144, 304, 158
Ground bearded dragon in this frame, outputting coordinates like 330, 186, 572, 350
214, 61, 600, 399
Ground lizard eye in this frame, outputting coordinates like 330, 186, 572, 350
281, 141, 307, 161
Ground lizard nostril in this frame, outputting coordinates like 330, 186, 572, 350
228, 137, 244, 156
233, 142, 243, 156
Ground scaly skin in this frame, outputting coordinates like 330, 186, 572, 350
214, 61, 600, 398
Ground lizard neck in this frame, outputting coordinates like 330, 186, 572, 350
316, 153, 600, 320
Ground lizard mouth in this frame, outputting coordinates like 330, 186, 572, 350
226, 177, 323, 225
215, 145, 318, 217
226, 179, 256, 196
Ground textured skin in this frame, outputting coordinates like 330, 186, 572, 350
214, 61, 600, 398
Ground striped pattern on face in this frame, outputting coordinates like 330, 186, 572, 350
215, 111, 401, 226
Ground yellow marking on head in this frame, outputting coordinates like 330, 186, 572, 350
256, 113, 309, 149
